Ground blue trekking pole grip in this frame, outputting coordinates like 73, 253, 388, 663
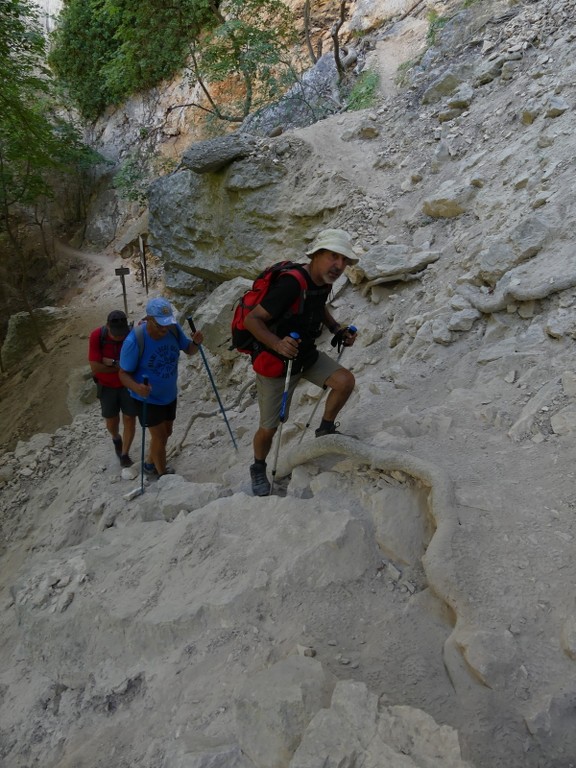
331, 324, 358, 356
338, 325, 357, 359
187, 317, 238, 451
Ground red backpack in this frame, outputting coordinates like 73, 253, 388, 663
231, 261, 308, 355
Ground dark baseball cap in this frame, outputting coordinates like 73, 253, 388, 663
107, 310, 129, 336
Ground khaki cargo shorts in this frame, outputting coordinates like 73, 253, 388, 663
256, 351, 344, 429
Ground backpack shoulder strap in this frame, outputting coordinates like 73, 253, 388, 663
282, 264, 308, 293
133, 322, 179, 365
99, 325, 108, 349
270, 262, 308, 298
134, 324, 145, 360
276, 263, 311, 313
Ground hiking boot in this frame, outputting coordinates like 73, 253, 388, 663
315, 422, 341, 438
144, 462, 174, 477
250, 463, 270, 496
120, 454, 133, 468
112, 436, 123, 457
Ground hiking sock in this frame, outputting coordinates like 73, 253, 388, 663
112, 436, 123, 457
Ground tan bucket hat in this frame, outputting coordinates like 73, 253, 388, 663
305, 228, 359, 264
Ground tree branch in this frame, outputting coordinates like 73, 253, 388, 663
331, 0, 349, 82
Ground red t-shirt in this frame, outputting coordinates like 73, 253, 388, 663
88, 327, 126, 388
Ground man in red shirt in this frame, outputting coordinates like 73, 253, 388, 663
88, 310, 139, 467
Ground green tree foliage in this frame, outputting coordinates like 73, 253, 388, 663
189, 0, 297, 121
49, 0, 298, 123
114, 148, 177, 204
0, 0, 97, 199
102, 0, 218, 101
49, 0, 219, 121
345, 70, 379, 111
48, 0, 119, 121
1, 0, 53, 196
426, 9, 449, 46
0, 0, 99, 353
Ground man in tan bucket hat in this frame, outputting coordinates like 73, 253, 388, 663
244, 228, 358, 495
304, 228, 359, 264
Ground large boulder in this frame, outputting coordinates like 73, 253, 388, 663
148, 134, 353, 283
1, 307, 71, 370
235, 656, 336, 768
181, 133, 259, 174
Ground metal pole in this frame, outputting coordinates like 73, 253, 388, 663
115, 266, 130, 316
269, 332, 299, 495
139, 236, 148, 295
124, 376, 149, 501
187, 317, 238, 451
121, 274, 128, 316
139, 379, 148, 494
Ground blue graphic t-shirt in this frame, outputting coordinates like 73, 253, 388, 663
119, 322, 191, 405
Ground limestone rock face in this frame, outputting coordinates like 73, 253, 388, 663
291, 681, 473, 768
148, 135, 354, 282
182, 134, 259, 174
348, 0, 417, 33
422, 181, 476, 218
193, 276, 253, 362
235, 656, 336, 768
355, 244, 440, 284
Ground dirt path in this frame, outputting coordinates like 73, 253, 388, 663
0, 248, 148, 451
366, 16, 428, 99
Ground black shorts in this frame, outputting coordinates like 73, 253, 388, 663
98, 385, 140, 419
136, 398, 177, 428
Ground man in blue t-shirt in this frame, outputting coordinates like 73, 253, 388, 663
119, 297, 203, 477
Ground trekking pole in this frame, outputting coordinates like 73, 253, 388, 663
269, 332, 299, 496
187, 317, 238, 451
124, 376, 149, 501
297, 325, 357, 444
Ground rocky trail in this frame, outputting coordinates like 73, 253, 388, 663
2, 0, 576, 766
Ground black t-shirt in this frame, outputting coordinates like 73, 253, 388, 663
259, 268, 331, 370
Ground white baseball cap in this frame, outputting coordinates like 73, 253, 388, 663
305, 229, 359, 264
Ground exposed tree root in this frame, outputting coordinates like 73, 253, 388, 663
169, 380, 255, 457
280, 435, 467, 621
